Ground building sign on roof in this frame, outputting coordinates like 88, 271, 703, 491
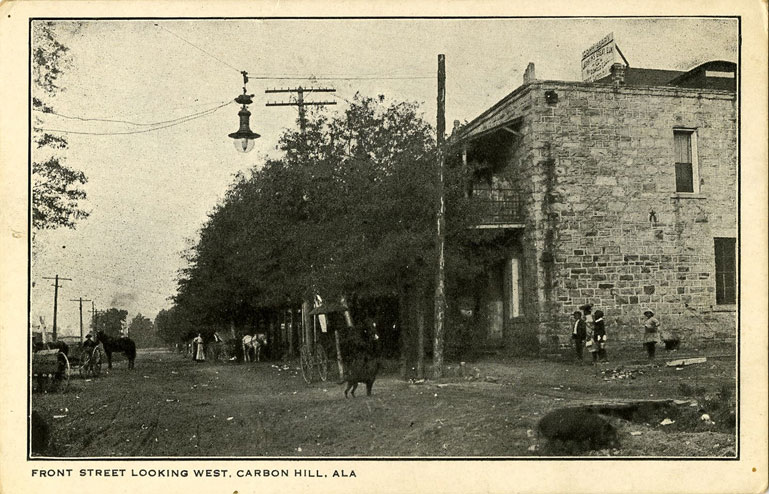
581, 32, 625, 82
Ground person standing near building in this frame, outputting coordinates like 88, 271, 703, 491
642, 310, 661, 361
593, 309, 608, 363
192, 333, 205, 362
571, 310, 587, 363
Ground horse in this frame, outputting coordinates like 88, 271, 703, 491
95, 330, 136, 369
242, 333, 267, 362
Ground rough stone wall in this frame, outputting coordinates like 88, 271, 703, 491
526, 82, 738, 347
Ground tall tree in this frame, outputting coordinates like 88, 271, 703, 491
174, 94, 478, 369
128, 313, 158, 347
92, 307, 127, 338
32, 21, 88, 235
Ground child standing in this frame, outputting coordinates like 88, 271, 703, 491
571, 310, 587, 362
593, 309, 607, 363
642, 310, 660, 360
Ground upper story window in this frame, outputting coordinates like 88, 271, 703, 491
673, 129, 699, 193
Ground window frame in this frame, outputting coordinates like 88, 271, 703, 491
673, 128, 700, 194
714, 237, 736, 305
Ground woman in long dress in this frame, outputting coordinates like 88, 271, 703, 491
192, 333, 205, 362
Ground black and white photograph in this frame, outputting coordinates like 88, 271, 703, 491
2, 3, 767, 494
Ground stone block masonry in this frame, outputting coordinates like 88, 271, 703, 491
520, 82, 737, 347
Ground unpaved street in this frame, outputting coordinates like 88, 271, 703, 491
32, 347, 736, 457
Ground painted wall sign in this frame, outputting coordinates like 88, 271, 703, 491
581, 32, 622, 82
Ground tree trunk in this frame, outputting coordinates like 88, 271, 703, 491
398, 284, 409, 380
287, 309, 294, 358
416, 289, 425, 379
302, 299, 312, 348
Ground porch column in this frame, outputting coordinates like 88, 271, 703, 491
462, 144, 469, 198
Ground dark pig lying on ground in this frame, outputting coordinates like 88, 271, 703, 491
537, 407, 619, 453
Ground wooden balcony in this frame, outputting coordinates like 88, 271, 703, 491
470, 186, 525, 228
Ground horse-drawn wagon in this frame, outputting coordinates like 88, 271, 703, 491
300, 303, 341, 384
31, 349, 71, 393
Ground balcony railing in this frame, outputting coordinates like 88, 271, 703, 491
470, 186, 525, 226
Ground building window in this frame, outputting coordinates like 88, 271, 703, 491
674, 129, 699, 193
714, 237, 736, 305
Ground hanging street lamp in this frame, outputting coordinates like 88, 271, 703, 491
228, 71, 260, 153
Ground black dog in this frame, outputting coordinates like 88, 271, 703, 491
343, 355, 381, 397
340, 321, 381, 398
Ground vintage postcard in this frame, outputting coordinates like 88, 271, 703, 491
0, 1, 766, 493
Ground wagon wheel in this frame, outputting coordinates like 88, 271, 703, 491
299, 344, 313, 384
91, 347, 102, 377
314, 345, 329, 382
54, 353, 70, 392
79, 349, 91, 378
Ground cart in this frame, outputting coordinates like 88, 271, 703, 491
299, 304, 345, 384
78, 346, 103, 378
32, 349, 70, 393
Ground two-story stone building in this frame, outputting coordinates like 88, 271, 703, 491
451, 60, 737, 351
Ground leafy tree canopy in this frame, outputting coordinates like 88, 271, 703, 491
92, 307, 127, 338
32, 21, 89, 232
173, 94, 480, 329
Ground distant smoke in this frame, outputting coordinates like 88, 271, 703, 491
110, 291, 138, 308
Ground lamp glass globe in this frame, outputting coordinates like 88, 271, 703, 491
234, 138, 255, 153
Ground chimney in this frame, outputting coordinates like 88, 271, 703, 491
452, 120, 462, 135
523, 62, 536, 84
610, 63, 626, 86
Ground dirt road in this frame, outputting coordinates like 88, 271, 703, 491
31, 347, 736, 457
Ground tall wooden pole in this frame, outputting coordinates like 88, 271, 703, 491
433, 54, 447, 379
266, 87, 335, 358
71, 297, 92, 343
43, 275, 71, 341
52, 275, 59, 341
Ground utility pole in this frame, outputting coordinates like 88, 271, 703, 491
265, 87, 336, 134
70, 297, 92, 343
433, 54, 447, 379
42, 275, 71, 341
91, 301, 97, 333
266, 86, 337, 359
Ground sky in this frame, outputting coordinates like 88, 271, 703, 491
30, 17, 738, 336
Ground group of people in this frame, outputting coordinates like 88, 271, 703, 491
570, 304, 608, 364
571, 304, 663, 363
190, 332, 227, 362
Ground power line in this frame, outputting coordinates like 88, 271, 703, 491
328, 92, 353, 104
264, 86, 336, 134
242, 74, 433, 81
155, 23, 241, 74
32, 100, 230, 127
34, 101, 232, 136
